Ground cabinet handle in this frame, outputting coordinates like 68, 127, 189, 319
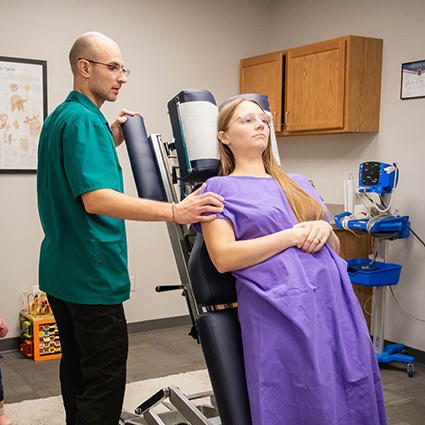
285, 111, 289, 127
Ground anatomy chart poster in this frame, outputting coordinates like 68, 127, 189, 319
0, 57, 47, 171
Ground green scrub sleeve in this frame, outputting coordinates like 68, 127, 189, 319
63, 118, 123, 199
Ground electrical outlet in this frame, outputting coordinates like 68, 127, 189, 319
130, 276, 136, 292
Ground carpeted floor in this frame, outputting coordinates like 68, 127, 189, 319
6, 369, 213, 425
1, 326, 425, 424
1, 327, 207, 404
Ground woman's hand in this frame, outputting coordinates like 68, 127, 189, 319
202, 220, 308, 273
293, 220, 334, 254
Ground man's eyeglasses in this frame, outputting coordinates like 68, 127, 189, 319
227, 113, 272, 130
78, 58, 130, 77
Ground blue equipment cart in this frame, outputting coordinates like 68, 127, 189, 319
335, 169, 415, 378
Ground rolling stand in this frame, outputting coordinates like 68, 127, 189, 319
336, 213, 415, 377
368, 239, 415, 377
336, 161, 415, 377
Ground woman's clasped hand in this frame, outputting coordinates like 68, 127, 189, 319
292, 220, 334, 253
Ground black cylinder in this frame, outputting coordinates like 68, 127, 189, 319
122, 115, 165, 201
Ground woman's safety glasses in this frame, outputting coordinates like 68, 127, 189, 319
226, 113, 272, 130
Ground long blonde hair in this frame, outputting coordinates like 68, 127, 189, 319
217, 99, 326, 223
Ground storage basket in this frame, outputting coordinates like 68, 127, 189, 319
347, 258, 402, 286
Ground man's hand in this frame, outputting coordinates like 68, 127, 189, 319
111, 109, 140, 147
175, 184, 224, 224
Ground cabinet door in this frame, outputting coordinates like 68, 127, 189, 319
286, 39, 346, 132
240, 52, 283, 132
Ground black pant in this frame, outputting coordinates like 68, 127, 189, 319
0, 366, 4, 402
47, 295, 128, 425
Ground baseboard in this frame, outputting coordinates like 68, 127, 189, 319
127, 315, 192, 335
0, 315, 192, 354
0, 336, 19, 353
2, 318, 423, 366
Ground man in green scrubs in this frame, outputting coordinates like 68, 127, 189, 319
37, 32, 223, 425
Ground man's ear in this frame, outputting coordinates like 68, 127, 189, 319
77, 59, 91, 78
218, 130, 229, 145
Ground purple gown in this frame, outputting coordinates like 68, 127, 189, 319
197, 175, 387, 425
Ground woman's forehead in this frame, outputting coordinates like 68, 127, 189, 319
234, 100, 263, 116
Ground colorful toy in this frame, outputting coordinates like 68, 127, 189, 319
29, 292, 51, 316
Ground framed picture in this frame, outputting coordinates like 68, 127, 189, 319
0, 56, 47, 173
400, 60, 425, 100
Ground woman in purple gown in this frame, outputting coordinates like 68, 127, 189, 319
198, 98, 387, 424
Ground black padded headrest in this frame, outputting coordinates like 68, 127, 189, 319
188, 233, 237, 307
122, 114, 165, 201
167, 89, 220, 183
219, 93, 271, 112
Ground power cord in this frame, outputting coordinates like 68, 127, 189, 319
363, 295, 373, 317
341, 212, 369, 237
360, 219, 425, 322
366, 214, 399, 240
389, 286, 425, 323
408, 225, 425, 248
388, 223, 425, 322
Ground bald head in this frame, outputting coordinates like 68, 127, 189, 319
69, 32, 120, 75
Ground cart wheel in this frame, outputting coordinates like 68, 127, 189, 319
407, 363, 414, 378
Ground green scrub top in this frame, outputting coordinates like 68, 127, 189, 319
37, 91, 130, 304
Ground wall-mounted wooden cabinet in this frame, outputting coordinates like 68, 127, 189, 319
240, 35, 383, 136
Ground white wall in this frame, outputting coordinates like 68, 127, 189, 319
268, 0, 425, 351
0, 0, 272, 336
